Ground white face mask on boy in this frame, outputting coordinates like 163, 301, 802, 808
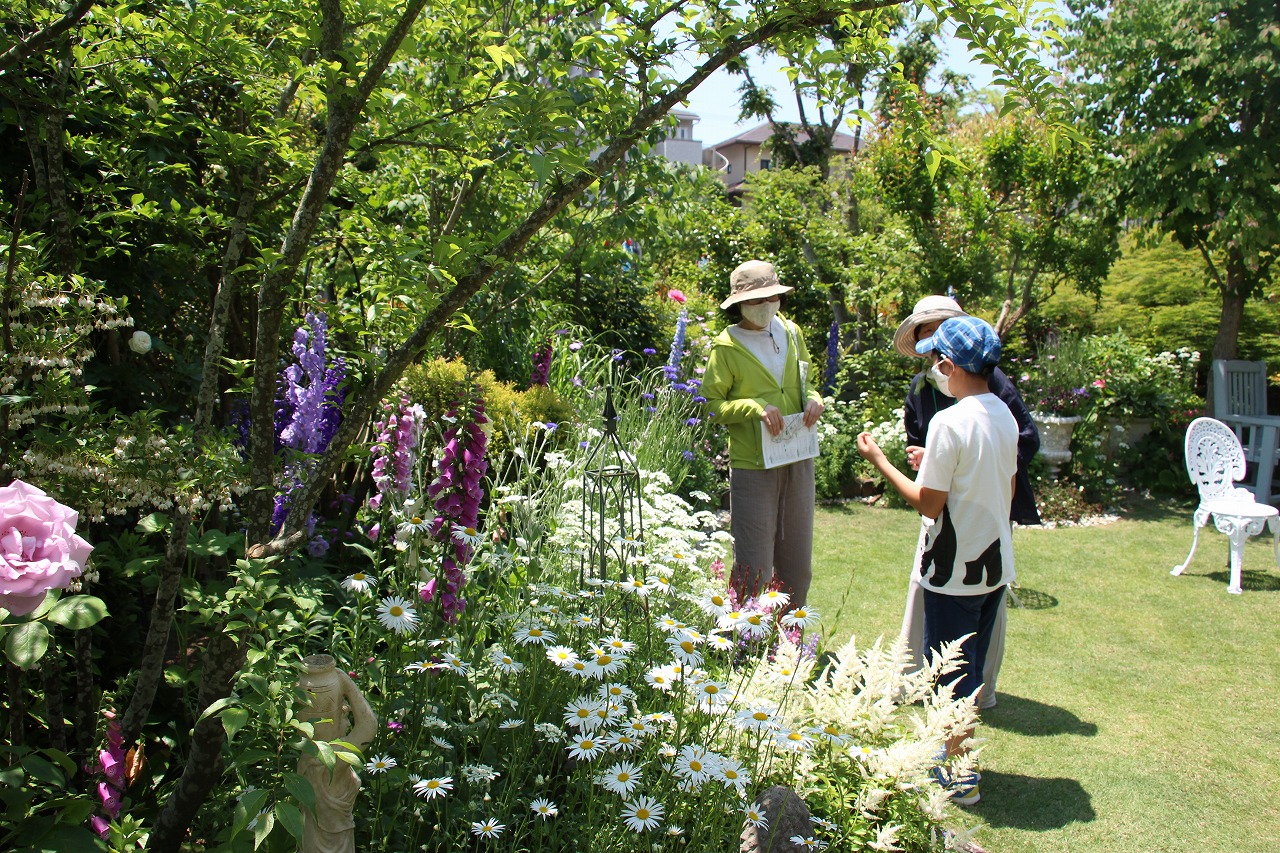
928, 361, 955, 397
740, 300, 779, 329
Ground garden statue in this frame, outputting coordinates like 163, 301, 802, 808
296, 655, 376, 853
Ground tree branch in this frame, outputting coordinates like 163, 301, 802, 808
0, 0, 96, 74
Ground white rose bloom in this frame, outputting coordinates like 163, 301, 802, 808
128, 331, 152, 354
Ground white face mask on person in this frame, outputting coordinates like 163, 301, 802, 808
740, 300, 779, 329
928, 361, 955, 397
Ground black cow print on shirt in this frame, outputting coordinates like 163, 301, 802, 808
919, 504, 1004, 589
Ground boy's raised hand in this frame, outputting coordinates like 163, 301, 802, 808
856, 432, 883, 463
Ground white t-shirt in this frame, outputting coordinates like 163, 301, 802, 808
727, 318, 788, 384
914, 393, 1018, 595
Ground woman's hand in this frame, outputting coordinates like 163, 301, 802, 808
802, 398, 825, 428
906, 445, 925, 471
761, 404, 784, 437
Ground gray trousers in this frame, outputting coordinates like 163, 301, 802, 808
728, 459, 815, 607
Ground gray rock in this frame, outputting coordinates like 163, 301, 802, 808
740, 785, 813, 853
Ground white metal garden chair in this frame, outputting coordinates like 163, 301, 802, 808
1172, 417, 1280, 594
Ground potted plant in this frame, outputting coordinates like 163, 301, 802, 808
1016, 335, 1097, 475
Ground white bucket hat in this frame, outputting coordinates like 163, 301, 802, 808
892, 295, 967, 358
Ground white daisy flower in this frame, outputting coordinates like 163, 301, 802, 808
810, 816, 837, 833
564, 657, 593, 679
341, 571, 375, 594
364, 754, 396, 773
432, 652, 470, 675
404, 660, 431, 674
470, 818, 504, 839
644, 711, 675, 726
644, 665, 678, 692
545, 645, 579, 667
716, 758, 749, 792
530, 797, 558, 819
648, 574, 673, 594
666, 825, 685, 838
499, 718, 524, 729
706, 631, 735, 652
451, 522, 483, 546
397, 515, 431, 535
698, 590, 731, 617
462, 763, 499, 784
598, 682, 636, 702
622, 718, 654, 738
655, 614, 687, 633
620, 576, 651, 597
735, 611, 772, 639
604, 731, 641, 753
412, 776, 453, 799
757, 588, 791, 611
742, 803, 769, 828
620, 795, 665, 832
809, 723, 848, 745
734, 706, 782, 732
564, 697, 606, 731
513, 624, 556, 646
431, 736, 454, 750
665, 635, 703, 667
571, 612, 597, 629
780, 606, 820, 629
692, 678, 732, 707
566, 735, 605, 762
789, 835, 826, 849
584, 648, 626, 679
599, 636, 636, 654
376, 596, 418, 634
488, 648, 524, 674
673, 745, 717, 784
775, 729, 815, 752
600, 760, 643, 795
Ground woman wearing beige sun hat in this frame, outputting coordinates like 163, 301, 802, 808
895, 295, 1041, 710
702, 260, 825, 608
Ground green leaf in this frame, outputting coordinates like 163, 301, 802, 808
136, 512, 171, 534
282, 771, 316, 813
197, 696, 239, 722
46, 596, 109, 630
924, 148, 942, 179
5, 622, 50, 669
231, 788, 269, 839
274, 801, 305, 842
314, 740, 336, 771
222, 706, 251, 741
252, 808, 275, 848
21, 754, 64, 786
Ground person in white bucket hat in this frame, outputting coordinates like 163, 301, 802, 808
894, 295, 1041, 710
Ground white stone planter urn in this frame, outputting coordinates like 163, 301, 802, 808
1032, 413, 1081, 477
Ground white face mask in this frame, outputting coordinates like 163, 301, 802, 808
929, 362, 955, 398
740, 301, 779, 329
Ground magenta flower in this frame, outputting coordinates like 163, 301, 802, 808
421, 392, 488, 623
90, 815, 110, 839
668, 289, 687, 304
97, 781, 122, 819
0, 480, 93, 616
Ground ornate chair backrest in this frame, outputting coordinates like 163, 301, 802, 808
1184, 417, 1246, 504
1211, 359, 1268, 418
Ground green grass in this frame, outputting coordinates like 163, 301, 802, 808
810, 499, 1280, 853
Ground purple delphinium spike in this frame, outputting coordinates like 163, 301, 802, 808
823, 318, 839, 395
665, 307, 688, 383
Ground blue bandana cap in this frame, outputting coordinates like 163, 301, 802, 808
915, 315, 1002, 374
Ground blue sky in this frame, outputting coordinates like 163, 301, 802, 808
679, 35, 997, 146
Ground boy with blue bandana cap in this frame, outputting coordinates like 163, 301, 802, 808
857, 315, 1017, 806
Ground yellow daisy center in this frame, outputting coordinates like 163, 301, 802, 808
689, 760, 702, 772
389, 606, 404, 617
636, 808, 650, 820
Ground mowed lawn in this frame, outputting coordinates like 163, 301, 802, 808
809, 499, 1280, 853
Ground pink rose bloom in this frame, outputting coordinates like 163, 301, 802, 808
668, 289, 687, 304
0, 480, 93, 616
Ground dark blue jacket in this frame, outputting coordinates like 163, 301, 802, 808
905, 367, 1042, 525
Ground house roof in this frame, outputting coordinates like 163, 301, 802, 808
709, 122, 859, 152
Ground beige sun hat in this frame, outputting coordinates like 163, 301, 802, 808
720, 260, 794, 310
892, 295, 968, 358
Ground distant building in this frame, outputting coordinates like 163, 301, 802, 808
702, 123, 861, 192
652, 110, 704, 168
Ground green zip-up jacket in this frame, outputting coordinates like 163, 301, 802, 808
701, 314, 823, 470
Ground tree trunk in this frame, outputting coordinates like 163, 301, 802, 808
1211, 249, 1247, 361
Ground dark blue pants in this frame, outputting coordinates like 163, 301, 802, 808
922, 587, 1006, 702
